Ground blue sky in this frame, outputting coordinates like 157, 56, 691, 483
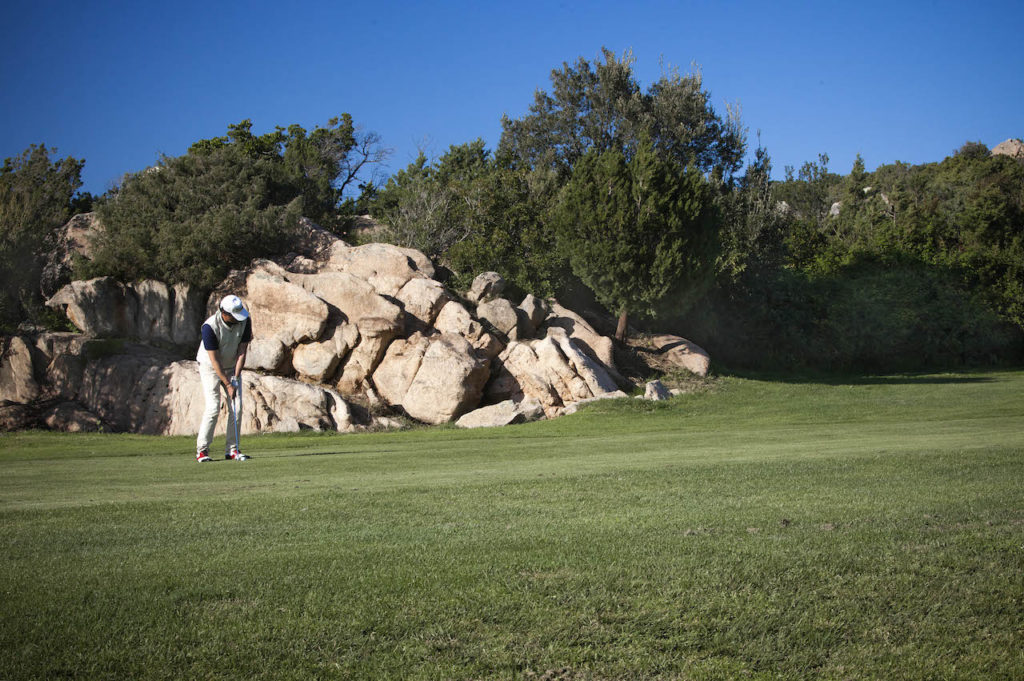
2, 0, 1021, 195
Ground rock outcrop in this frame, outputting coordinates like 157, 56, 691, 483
1, 336, 361, 435
992, 138, 1024, 161
7, 218, 711, 434
40, 212, 103, 298
486, 328, 619, 418
0, 336, 40, 404
543, 301, 616, 370
375, 333, 491, 424
648, 335, 711, 377
245, 268, 330, 346
46, 277, 204, 347
455, 398, 544, 429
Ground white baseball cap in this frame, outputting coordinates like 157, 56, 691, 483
219, 295, 249, 321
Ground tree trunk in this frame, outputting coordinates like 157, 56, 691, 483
615, 308, 628, 342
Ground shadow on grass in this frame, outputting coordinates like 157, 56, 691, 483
715, 367, 1007, 386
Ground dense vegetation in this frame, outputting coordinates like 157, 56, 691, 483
370, 51, 1023, 370
0, 144, 89, 330
82, 116, 386, 290
2, 48, 1021, 371
687, 146, 1024, 370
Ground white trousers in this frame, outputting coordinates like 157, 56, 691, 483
196, 364, 238, 454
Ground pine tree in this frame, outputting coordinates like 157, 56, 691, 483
551, 139, 719, 340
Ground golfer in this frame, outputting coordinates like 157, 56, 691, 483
196, 294, 252, 462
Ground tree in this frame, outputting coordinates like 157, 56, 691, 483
188, 116, 389, 228
498, 48, 746, 183
370, 142, 485, 259
551, 139, 719, 340
372, 140, 566, 294
89, 142, 300, 289
445, 164, 565, 296
954, 140, 990, 161
0, 144, 84, 331
717, 140, 788, 279
87, 116, 387, 289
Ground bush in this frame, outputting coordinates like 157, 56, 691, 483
681, 257, 1020, 372
85, 116, 386, 291
86, 145, 301, 289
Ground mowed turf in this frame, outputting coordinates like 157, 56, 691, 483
1, 372, 1022, 679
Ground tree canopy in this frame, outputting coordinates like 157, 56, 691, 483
498, 48, 746, 182
684, 142, 1024, 371
0, 144, 84, 331
86, 115, 387, 289
551, 139, 719, 339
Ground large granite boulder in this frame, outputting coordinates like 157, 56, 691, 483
992, 138, 1024, 161
244, 267, 329, 346
39, 334, 108, 401
235, 371, 355, 435
38, 343, 357, 435
373, 333, 490, 424
396, 277, 450, 330
543, 327, 619, 398
45, 277, 204, 347
372, 333, 431, 408
40, 212, 102, 298
45, 277, 135, 338
168, 284, 207, 346
151, 361, 357, 436
648, 334, 711, 377
485, 330, 617, 418
335, 316, 401, 396
455, 398, 544, 429
43, 402, 105, 432
244, 338, 288, 373
486, 341, 561, 415
324, 242, 434, 296
433, 301, 503, 359
465, 271, 505, 304
476, 297, 522, 341
289, 268, 403, 329
0, 336, 41, 404
291, 323, 359, 383
518, 294, 549, 336
543, 301, 616, 370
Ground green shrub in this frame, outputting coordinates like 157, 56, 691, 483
681, 257, 1020, 372
84, 116, 383, 290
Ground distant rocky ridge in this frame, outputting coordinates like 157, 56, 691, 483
991, 138, 1024, 161
1, 215, 710, 435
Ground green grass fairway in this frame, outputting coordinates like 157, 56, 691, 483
2, 372, 1023, 680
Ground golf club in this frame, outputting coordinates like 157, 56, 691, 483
229, 376, 248, 460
